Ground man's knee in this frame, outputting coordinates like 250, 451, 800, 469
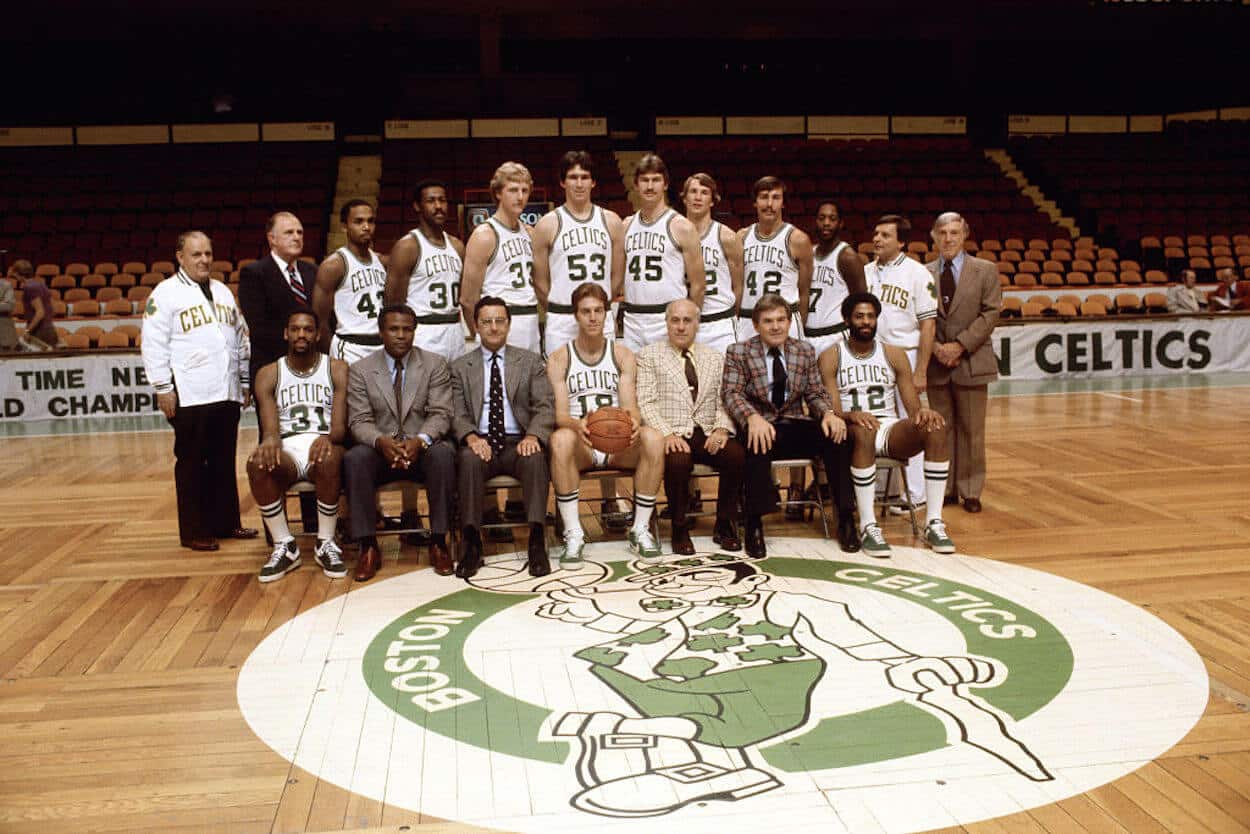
550, 427, 578, 456
849, 423, 876, 452
639, 426, 664, 464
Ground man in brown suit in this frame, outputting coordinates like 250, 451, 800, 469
344, 304, 456, 580
926, 212, 1001, 513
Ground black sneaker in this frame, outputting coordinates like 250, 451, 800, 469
259, 538, 301, 583
315, 539, 347, 579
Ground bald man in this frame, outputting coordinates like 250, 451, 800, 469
636, 299, 745, 555
239, 211, 319, 390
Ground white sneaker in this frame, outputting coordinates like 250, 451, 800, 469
925, 519, 956, 554
259, 538, 300, 582
860, 524, 892, 559
315, 538, 347, 578
561, 534, 586, 567
628, 527, 662, 562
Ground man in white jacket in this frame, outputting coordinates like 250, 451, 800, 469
141, 230, 258, 551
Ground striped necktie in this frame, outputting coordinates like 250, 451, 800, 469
287, 263, 307, 304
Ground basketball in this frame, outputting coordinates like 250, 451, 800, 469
585, 406, 633, 454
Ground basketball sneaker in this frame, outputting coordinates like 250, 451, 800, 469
924, 519, 956, 554
628, 528, 662, 562
314, 538, 347, 579
860, 524, 892, 559
259, 538, 301, 583
561, 533, 586, 568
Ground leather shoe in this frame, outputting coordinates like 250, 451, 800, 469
527, 530, 551, 577
456, 537, 483, 579
227, 527, 259, 539
963, 497, 983, 513
182, 538, 219, 551
837, 515, 861, 552
671, 526, 696, 556
943, 494, 959, 506
712, 519, 741, 552
744, 521, 767, 559
354, 543, 381, 582
430, 540, 453, 576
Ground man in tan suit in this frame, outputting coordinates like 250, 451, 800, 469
926, 212, 1001, 513
637, 299, 744, 555
344, 304, 455, 580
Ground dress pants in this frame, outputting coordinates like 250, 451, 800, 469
663, 427, 745, 525
343, 439, 456, 538
169, 401, 243, 542
457, 435, 550, 527
742, 418, 854, 518
926, 381, 988, 500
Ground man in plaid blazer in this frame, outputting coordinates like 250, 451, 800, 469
722, 294, 859, 556
637, 299, 745, 555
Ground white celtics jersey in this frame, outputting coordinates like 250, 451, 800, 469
548, 205, 612, 312
276, 354, 334, 438
565, 339, 620, 419
699, 221, 734, 317
864, 253, 938, 351
623, 208, 687, 306
482, 216, 536, 307
741, 222, 799, 313
836, 338, 896, 419
807, 241, 851, 332
405, 227, 463, 318
333, 246, 386, 335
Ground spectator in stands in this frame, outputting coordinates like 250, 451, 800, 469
1167, 269, 1202, 314
1209, 268, 1238, 312
0, 268, 16, 351
11, 260, 59, 350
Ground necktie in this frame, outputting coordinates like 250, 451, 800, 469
769, 347, 786, 410
940, 260, 956, 311
392, 360, 406, 440
288, 263, 307, 304
488, 353, 506, 456
682, 349, 698, 401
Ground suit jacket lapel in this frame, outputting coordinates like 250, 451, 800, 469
503, 346, 522, 406
949, 259, 977, 317
400, 350, 418, 417
374, 357, 399, 420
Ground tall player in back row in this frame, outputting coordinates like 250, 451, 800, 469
738, 176, 813, 339
532, 150, 625, 357
680, 172, 743, 353
384, 179, 467, 361
312, 200, 389, 364
621, 153, 705, 352
460, 162, 540, 353
806, 199, 867, 357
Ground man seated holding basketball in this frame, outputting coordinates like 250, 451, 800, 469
819, 292, 956, 558
547, 283, 666, 565
247, 308, 349, 582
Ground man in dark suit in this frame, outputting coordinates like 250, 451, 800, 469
926, 212, 1001, 513
449, 296, 555, 580
239, 211, 318, 387
343, 304, 456, 581
722, 293, 858, 557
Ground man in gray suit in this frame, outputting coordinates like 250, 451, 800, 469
344, 303, 456, 580
449, 296, 555, 580
927, 212, 1001, 513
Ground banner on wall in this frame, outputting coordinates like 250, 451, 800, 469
0, 353, 161, 421
993, 317, 1250, 380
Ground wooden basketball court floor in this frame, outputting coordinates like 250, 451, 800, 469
1, 372, 1248, 834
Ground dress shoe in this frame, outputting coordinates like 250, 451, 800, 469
943, 494, 960, 507
430, 540, 453, 576
837, 515, 861, 553
711, 518, 742, 552
963, 497, 983, 513
354, 543, 381, 582
527, 529, 551, 577
671, 526, 696, 556
744, 521, 767, 559
182, 538, 219, 552
227, 527, 259, 539
456, 537, 483, 580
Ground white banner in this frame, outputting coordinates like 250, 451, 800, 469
994, 317, 1250, 380
0, 353, 162, 421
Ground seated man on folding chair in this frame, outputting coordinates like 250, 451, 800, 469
819, 292, 955, 559
247, 308, 348, 582
547, 283, 665, 566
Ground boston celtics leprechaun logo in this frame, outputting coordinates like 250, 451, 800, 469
237, 539, 1207, 834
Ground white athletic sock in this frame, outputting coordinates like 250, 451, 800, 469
259, 498, 291, 542
851, 466, 878, 529
316, 499, 338, 543
557, 490, 582, 539
632, 493, 657, 534
924, 461, 950, 523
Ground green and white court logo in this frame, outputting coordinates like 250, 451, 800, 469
238, 538, 1207, 833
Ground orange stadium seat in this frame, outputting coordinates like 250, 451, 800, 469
1001, 296, 1022, 318
1051, 238, 1073, 252
981, 239, 1002, 252
113, 324, 141, 343
64, 262, 90, 279
1163, 235, 1184, 249
211, 259, 234, 274
122, 261, 146, 276
1115, 293, 1143, 314
978, 250, 999, 262
66, 333, 91, 350
96, 287, 123, 303
1080, 300, 1107, 317
94, 262, 119, 277
1095, 259, 1117, 274
76, 325, 105, 345
1013, 272, 1038, 288
1004, 238, 1025, 252
1050, 249, 1071, 264
150, 260, 176, 276
1094, 271, 1118, 287
1055, 300, 1078, 317
999, 250, 1022, 264
35, 263, 60, 279
1057, 293, 1082, 310
1072, 258, 1094, 273
139, 272, 164, 287
99, 330, 132, 348
1043, 260, 1064, 274
1040, 272, 1064, 287
127, 286, 152, 304
110, 273, 137, 289
81, 274, 107, 292
1186, 234, 1207, 247
1210, 235, 1231, 248
1028, 238, 1048, 251
1210, 245, 1232, 258
1021, 301, 1046, 318
1145, 270, 1168, 284
1088, 293, 1114, 311
52, 300, 68, 318
1017, 261, 1040, 275
1098, 247, 1119, 261
1120, 270, 1143, 286
63, 287, 90, 303
1144, 292, 1169, 313
999, 273, 1011, 288
1027, 295, 1054, 315
1023, 250, 1045, 263
996, 261, 1015, 275
50, 275, 77, 291
1065, 271, 1090, 287
103, 298, 132, 316
70, 300, 100, 317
